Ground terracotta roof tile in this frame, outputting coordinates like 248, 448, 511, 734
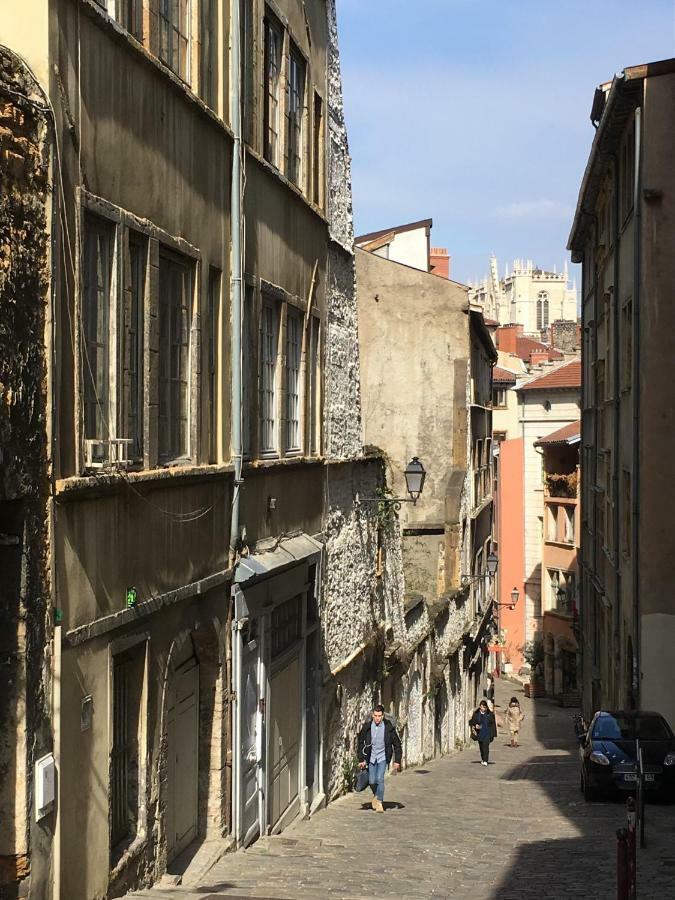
519, 359, 582, 392
493, 366, 518, 384
536, 421, 582, 445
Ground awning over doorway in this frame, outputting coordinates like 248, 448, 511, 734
234, 533, 323, 585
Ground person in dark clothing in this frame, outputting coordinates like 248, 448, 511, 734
357, 704, 403, 812
469, 699, 497, 766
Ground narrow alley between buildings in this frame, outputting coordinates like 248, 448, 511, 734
126, 679, 675, 900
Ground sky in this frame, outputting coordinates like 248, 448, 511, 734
337, 0, 675, 286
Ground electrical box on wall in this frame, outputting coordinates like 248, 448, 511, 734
35, 753, 55, 820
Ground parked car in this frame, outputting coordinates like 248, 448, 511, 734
579, 710, 675, 801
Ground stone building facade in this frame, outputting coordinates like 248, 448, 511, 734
0, 2, 399, 898
355, 247, 498, 766
568, 57, 675, 727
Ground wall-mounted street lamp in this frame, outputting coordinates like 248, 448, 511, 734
557, 586, 568, 611
494, 587, 520, 611
360, 457, 427, 511
461, 551, 498, 585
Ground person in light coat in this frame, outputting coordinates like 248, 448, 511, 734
504, 696, 525, 747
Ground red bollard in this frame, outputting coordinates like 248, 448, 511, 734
617, 828, 634, 900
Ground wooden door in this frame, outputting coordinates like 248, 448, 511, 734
166, 646, 199, 860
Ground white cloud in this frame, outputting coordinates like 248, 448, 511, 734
490, 199, 574, 221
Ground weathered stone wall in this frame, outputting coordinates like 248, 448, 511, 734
0, 48, 52, 899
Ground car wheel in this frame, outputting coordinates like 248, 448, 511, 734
582, 770, 597, 802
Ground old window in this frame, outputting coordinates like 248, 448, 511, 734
492, 386, 507, 408
199, 0, 218, 108
260, 298, 280, 454
564, 505, 575, 544
536, 291, 549, 331
285, 308, 302, 451
622, 469, 631, 557
158, 0, 191, 82
241, 0, 255, 144
493, 430, 506, 443
242, 284, 257, 457
82, 214, 114, 452
263, 14, 283, 167
208, 267, 221, 463
126, 234, 145, 461
307, 315, 320, 456
159, 251, 191, 462
312, 92, 324, 207
285, 44, 306, 186
111, 642, 146, 859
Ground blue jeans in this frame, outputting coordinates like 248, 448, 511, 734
369, 759, 387, 802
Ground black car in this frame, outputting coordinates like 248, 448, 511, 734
579, 711, 675, 801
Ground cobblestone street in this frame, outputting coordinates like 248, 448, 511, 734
129, 680, 675, 900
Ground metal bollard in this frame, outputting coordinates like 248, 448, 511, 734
617, 829, 630, 900
625, 797, 637, 899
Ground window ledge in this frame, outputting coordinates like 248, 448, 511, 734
56, 462, 235, 499
245, 455, 323, 471
80, 0, 234, 139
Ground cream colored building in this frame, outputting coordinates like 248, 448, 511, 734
471, 256, 577, 337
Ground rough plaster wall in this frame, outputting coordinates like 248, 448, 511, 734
324, 0, 362, 460
0, 50, 51, 896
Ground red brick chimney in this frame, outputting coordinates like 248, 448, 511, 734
495, 324, 523, 354
430, 247, 450, 279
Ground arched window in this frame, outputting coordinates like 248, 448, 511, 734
537, 291, 550, 330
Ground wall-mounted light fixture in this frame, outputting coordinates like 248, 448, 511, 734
461, 551, 498, 585
360, 457, 427, 511
494, 587, 521, 611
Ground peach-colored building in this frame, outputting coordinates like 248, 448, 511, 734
495, 438, 526, 672
537, 422, 581, 699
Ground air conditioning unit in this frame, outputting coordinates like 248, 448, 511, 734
84, 438, 132, 471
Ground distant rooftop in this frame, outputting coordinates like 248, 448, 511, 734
520, 359, 582, 393
355, 218, 433, 246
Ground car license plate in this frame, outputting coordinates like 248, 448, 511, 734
623, 774, 638, 782
645, 774, 655, 782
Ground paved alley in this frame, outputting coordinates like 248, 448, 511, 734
127, 680, 675, 900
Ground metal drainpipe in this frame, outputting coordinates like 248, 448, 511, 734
631, 106, 642, 710
610, 152, 621, 704
228, 0, 244, 840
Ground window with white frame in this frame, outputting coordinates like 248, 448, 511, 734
158, 251, 191, 462
82, 214, 114, 453
260, 298, 280, 453
263, 14, 283, 167
492, 386, 507, 408
208, 267, 221, 463
158, 0, 191, 82
285, 308, 302, 451
285, 44, 305, 186
242, 284, 256, 457
116, 0, 143, 38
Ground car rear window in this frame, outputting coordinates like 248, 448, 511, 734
592, 715, 672, 741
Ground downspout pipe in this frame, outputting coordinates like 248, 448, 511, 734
631, 106, 642, 710
229, 0, 244, 567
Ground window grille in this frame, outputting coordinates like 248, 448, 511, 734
260, 301, 279, 453
83, 215, 113, 455
285, 47, 305, 185
271, 595, 302, 658
285, 310, 301, 451
159, 252, 191, 461
158, 0, 190, 81
263, 17, 282, 166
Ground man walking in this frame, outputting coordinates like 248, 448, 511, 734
357, 704, 402, 812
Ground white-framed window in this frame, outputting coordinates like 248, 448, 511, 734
536, 291, 549, 331
207, 267, 221, 464
285, 44, 305, 186
242, 284, 257, 457
158, 0, 191, 82
263, 13, 283, 167
285, 308, 302, 451
492, 386, 507, 408
82, 214, 115, 454
260, 298, 280, 454
158, 251, 192, 462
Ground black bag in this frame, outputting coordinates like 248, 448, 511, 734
355, 767, 370, 792
470, 729, 479, 741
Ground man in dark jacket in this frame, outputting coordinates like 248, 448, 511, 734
357, 704, 403, 812
469, 699, 497, 766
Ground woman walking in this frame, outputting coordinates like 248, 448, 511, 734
504, 696, 525, 747
469, 699, 497, 766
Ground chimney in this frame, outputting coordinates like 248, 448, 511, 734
496, 324, 521, 353
430, 247, 450, 279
